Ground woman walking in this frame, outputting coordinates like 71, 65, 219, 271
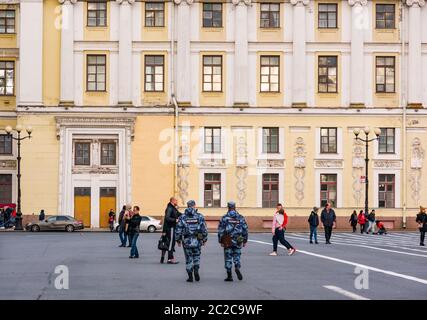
357, 210, 366, 234
269, 204, 296, 256
349, 210, 358, 233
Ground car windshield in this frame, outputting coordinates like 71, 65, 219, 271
47, 217, 56, 222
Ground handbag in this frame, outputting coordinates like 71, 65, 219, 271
158, 235, 169, 251
220, 234, 233, 249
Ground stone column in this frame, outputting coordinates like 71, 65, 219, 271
174, 0, 193, 106
348, 0, 367, 108
232, 0, 250, 107
59, 0, 77, 106
117, 0, 134, 106
290, 0, 309, 107
406, 0, 425, 108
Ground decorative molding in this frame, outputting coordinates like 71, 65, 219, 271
177, 134, 190, 205
0, 160, 16, 170
199, 159, 227, 168
352, 139, 365, 206
405, 0, 426, 7
410, 138, 424, 206
232, 0, 252, 5
116, 0, 135, 4
314, 160, 344, 169
55, 116, 136, 141
72, 166, 119, 175
373, 160, 402, 169
257, 159, 285, 168
58, 0, 77, 4
173, 0, 194, 5
235, 136, 248, 205
348, 0, 368, 6
294, 137, 306, 205
290, 0, 310, 6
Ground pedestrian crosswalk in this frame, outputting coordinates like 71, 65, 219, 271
283, 232, 427, 254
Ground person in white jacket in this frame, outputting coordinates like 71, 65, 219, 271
269, 204, 296, 256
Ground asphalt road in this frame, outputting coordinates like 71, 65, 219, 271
0, 231, 426, 300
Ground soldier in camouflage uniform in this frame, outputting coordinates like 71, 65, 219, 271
175, 200, 208, 282
217, 201, 249, 281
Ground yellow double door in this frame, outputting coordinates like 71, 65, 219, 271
74, 187, 116, 228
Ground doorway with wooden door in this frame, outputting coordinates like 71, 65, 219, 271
99, 187, 116, 228
74, 187, 91, 227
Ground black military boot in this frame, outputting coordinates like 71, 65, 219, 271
186, 271, 193, 282
224, 270, 233, 282
235, 268, 243, 281
194, 267, 200, 282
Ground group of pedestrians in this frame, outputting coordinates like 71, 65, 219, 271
353, 209, 387, 235
0, 206, 15, 229
116, 204, 143, 258
306, 203, 337, 244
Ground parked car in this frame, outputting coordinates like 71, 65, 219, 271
114, 215, 162, 233
26, 215, 84, 232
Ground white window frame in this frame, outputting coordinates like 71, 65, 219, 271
315, 127, 343, 160
0, 170, 17, 204
198, 126, 227, 160
315, 169, 343, 208
374, 128, 401, 160
373, 170, 400, 209
199, 168, 226, 208
257, 127, 285, 160
256, 168, 284, 208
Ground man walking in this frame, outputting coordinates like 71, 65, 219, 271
218, 201, 248, 282
175, 200, 208, 283
128, 206, 142, 259
308, 207, 319, 244
161, 197, 181, 264
321, 203, 336, 244
118, 205, 127, 247
366, 209, 376, 234
416, 206, 427, 246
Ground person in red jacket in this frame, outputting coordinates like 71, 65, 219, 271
375, 220, 387, 235
269, 204, 296, 256
357, 210, 366, 234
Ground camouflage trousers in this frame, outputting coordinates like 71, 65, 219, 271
183, 247, 201, 273
224, 247, 241, 271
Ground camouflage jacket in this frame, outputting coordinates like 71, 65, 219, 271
175, 208, 208, 249
217, 210, 249, 248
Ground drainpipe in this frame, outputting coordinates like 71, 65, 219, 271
171, 2, 179, 199
401, 4, 407, 228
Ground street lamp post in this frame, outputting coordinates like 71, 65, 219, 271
5, 125, 33, 231
353, 127, 381, 216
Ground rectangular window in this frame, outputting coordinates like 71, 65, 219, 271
204, 127, 221, 154
0, 134, 12, 155
145, 2, 165, 27
378, 128, 395, 154
204, 173, 221, 207
87, 2, 107, 27
320, 127, 337, 154
376, 56, 395, 93
0, 61, 14, 96
203, 3, 222, 28
260, 56, 280, 92
318, 4, 337, 29
262, 173, 279, 208
260, 3, 280, 28
75, 142, 91, 166
0, 10, 15, 34
262, 127, 279, 154
144, 55, 164, 92
203, 55, 222, 92
0, 174, 12, 203
86, 55, 106, 92
100, 142, 116, 166
378, 174, 395, 208
318, 56, 337, 93
320, 174, 337, 208
376, 4, 395, 29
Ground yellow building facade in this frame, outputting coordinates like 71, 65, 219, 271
1, 0, 427, 229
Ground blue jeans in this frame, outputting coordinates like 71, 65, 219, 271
119, 227, 127, 246
309, 225, 318, 242
130, 233, 139, 257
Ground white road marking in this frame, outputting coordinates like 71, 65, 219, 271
249, 239, 427, 285
323, 285, 370, 300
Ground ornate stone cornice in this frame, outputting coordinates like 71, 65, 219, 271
348, 0, 368, 6
290, 0, 310, 6
373, 160, 402, 169
116, 0, 135, 5
58, 0, 77, 4
314, 160, 344, 169
174, 0, 194, 5
232, 0, 252, 6
257, 159, 285, 168
406, 0, 426, 7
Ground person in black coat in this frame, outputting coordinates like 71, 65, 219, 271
38, 209, 45, 221
320, 203, 336, 244
416, 206, 427, 246
349, 210, 357, 233
308, 207, 319, 244
160, 197, 182, 264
